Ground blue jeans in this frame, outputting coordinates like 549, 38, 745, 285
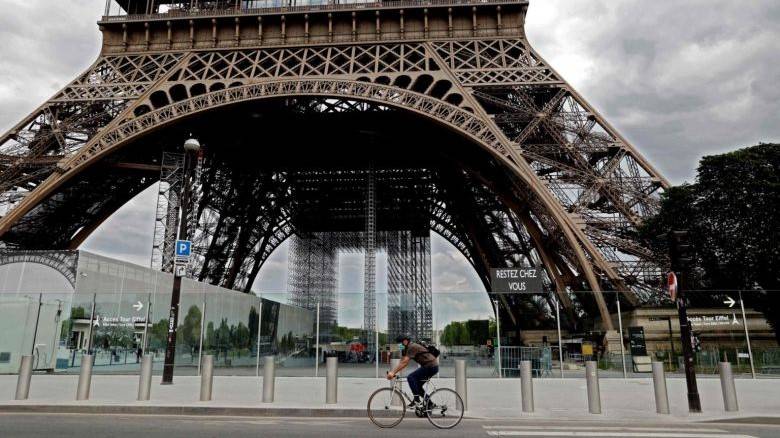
407, 365, 439, 400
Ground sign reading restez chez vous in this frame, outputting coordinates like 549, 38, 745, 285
490, 268, 543, 293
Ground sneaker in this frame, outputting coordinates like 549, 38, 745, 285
409, 399, 423, 410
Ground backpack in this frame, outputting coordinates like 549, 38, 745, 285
423, 344, 441, 358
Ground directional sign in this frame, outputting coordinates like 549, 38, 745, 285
133, 301, 144, 312
490, 268, 543, 293
723, 296, 736, 308
175, 240, 192, 258
174, 264, 187, 278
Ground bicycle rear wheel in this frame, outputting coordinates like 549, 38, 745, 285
367, 387, 406, 428
425, 388, 464, 429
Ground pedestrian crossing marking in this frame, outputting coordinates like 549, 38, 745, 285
483, 425, 757, 438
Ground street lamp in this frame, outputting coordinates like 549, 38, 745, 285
162, 137, 201, 385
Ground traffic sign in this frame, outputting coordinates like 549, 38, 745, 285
175, 240, 192, 258
723, 296, 736, 308
667, 272, 678, 301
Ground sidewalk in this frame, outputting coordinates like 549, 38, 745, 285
2, 374, 779, 423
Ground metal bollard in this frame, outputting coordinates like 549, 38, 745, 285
651, 361, 670, 414
718, 361, 739, 412
15, 355, 34, 400
326, 356, 338, 404
520, 360, 534, 413
137, 354, 153, 401
200, 355, 214, 402
262, 356, 275, 403
455, 359, 467, 411
390, 358, 402, 406
76, 354, 94, 401
585, 361, 601, 414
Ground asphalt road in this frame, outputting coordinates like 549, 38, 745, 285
1, 414, 779, 438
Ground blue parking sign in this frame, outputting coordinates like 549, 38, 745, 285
175, 240, 192, 257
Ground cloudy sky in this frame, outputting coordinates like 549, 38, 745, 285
1, 1, 778, 326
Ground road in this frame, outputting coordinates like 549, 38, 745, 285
0, 414, 778, 437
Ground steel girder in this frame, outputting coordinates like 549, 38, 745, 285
0, 1, 669, 329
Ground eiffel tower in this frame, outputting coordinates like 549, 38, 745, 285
0, 0, 669, 334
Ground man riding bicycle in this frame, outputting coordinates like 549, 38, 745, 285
386, 334, 439, 410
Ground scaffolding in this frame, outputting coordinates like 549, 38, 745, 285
363, 167, 376, 351
150, 152, 184, 273
287, 233, 338, 329
387, 230, 432, 343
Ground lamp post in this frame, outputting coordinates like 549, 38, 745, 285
162, 137, 201, 384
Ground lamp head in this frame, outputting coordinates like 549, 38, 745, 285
183, 138, 201, 152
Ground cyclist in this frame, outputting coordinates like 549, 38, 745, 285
386, 334, 439, 409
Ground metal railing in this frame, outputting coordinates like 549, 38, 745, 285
500, 346, 553, 377
101, 0, 526, 22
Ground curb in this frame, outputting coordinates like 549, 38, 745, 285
0, 405, 368, 417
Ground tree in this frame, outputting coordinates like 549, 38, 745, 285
216, 319, 230, 353
248, 306, 259, 348
641, 143, 780, 341
233, 322, 251, 356
179, 305, 202, 352
205, 321, 216, 353
149, 319, 169, 350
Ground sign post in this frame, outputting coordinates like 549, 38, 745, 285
489, 268, 542, 380
668, 230, 701, 413
162, 137, 200, 385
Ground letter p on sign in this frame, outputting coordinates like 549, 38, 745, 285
175, 240, 192, 258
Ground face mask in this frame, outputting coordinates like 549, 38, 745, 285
398, 343, 405, 351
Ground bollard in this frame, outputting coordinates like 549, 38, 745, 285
651, 361, 670, 414
200, 355, 214, 402
15, 355, 34, 400
585, 361, 601, 414
137, 354, 153, 401
262, 356, 275, 403
520, 360, 534, 413
455, 359, 467, 411
76, 354, 94, 401
718, 361, 739, 412
390, 358, 402, 406
326, 356, 338, 404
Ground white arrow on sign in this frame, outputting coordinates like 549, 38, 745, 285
724, 296, 736, 308
133, 301, 144, 312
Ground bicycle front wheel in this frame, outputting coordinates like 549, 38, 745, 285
367, 387, 406, 428
425, 388, 464, 429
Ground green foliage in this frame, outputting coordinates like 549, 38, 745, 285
205, 321, 216, 352
70, 306, 86, 319
248, 306, 259, 345
440, 319, 493, 346
179, 305, 202, 350
641, 143, 780, 340
278, 331, 296, 354
149, 318, 169, 350
232, 322, 251, 355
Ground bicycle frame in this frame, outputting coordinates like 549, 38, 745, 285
389, 375, 437, 407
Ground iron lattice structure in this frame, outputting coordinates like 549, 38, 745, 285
387, 230, 433, 343
287, 228, 433, 344
0, 0, 670, 336
288, 233, 339, 329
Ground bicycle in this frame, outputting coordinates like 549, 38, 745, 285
367, 372, 464, 429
